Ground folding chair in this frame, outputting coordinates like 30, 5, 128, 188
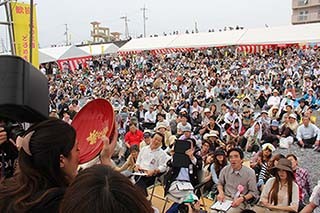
148, 175, 166, 202
161, 193, 179, 213
193, 179, 216, 211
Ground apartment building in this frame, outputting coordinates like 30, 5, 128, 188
292, 0, 320, 24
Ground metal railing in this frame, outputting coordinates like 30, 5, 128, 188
292, 0, 320, 8
292, 12, 320, 23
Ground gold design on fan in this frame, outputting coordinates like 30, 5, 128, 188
86, 127, 109, 145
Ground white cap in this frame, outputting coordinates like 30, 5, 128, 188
204, 108, 211, 113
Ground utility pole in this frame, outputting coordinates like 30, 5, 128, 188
120, 15, 129, 39
141, 5, 147, 37
195, 21, 199, 33
64, 24, 69, 46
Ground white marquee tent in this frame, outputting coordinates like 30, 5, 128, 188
238, 23, 320, 45
166, 30, 245, 49
118, 23, 320, 54
39, 45, 90, 64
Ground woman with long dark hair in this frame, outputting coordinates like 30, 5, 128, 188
0, 119, 78, 212
0, 119, 153, 213
253, 158, 299, 213
210, 149, 228, 186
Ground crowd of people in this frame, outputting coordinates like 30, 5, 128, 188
1, 45, 320, 212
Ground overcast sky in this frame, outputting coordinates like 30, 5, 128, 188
8, 0, 292, 48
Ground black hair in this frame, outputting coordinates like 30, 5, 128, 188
227, 147, 244, 159
286, 154, 297, 161
0, 118, 76, 212
129, 145, 139, 153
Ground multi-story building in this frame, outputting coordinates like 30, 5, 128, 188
292, 0, 320, 24
90, 22, 121, 43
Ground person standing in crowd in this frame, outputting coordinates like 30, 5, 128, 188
256, 90, 268, 109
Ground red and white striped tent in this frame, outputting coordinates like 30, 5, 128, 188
118, 35, 179, 55
39, 45, 92, 71
57, 56, 92, 71
118, 30, 244, 55
118, 23, 320, 55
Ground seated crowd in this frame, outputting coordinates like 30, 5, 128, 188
1, 46, 320, 212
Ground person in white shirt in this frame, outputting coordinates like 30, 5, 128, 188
267, 89, 281, 108
301, 180, 320, 213
177, 115, 192, 136
263, 82, 272, 97
224, 107, 239, 130
166, 107, 177, 123
296, 116, 320, 149
279, 92, 294, 112
135, 132, 170, 196
144, 105, 157, 124
190, 100, 203, 116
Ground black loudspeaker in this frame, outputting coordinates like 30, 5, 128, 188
0, 55, 48, 122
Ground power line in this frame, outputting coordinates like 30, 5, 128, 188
141, 5, 147, 37
120, 15, 130, 39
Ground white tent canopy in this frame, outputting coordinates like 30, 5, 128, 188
39, 51, 57, 63
119, 23, 320, 53
79, 43, 119, 55
120, 35, 179, 52
167, 30, 245, 48
238, 23, 320, 45
39, 45, 90, 63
